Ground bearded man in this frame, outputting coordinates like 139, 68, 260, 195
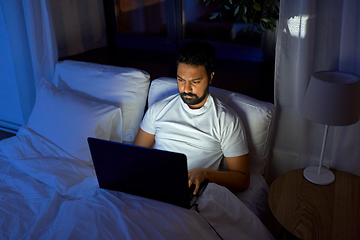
133, 41, 250, 195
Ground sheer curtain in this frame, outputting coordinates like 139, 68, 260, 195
0, 0, 57, 126
1, 0, 105, 128
23, 0, 58, 87
49, 0, 107, 59
267, 0, 360, 182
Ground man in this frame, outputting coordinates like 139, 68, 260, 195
133, 41, 250, 195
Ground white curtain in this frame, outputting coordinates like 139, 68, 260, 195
0, 0, 57, 126
23, 0, 58, 87
22, 0, 108, 84
1, 0, 105, 128
268, 0, 360, 182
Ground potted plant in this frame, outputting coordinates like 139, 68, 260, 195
197, 0, 280, 33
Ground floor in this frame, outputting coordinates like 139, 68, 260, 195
60, 46, 275, 103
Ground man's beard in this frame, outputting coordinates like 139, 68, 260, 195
180, 87, 209, 106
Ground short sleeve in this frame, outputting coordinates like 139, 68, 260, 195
220, 116, 249, 158
139, 105, 156, 135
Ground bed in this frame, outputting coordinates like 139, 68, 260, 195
0, 60, 275, 239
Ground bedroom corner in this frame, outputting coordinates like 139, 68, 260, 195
2, 0, 359, 239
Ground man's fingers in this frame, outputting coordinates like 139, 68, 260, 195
188, 169, 205, 195
193, 181, 201, 195
188, 179, 193, 188
188, 179, 200, 195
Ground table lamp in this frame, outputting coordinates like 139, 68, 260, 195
301, 71, 360, 185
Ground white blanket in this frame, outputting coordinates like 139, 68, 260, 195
0, 127, 274, 240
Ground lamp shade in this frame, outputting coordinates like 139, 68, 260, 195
302, 71, 360, 126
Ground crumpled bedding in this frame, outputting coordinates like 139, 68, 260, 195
0, 127, 274, 240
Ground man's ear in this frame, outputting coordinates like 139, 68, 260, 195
209, 72, 215, 85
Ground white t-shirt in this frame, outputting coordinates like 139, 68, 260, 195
140, 93, 248, 170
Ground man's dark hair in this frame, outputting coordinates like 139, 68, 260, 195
176, 41, 216, 81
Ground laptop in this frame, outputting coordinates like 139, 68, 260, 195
87, 137, 208, 209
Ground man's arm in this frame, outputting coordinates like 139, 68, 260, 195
188, 153, 250, 194
132, 128, 155, 148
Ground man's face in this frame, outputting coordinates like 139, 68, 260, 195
177, 63, 214, 109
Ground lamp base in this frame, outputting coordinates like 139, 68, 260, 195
303, 166, 335, 185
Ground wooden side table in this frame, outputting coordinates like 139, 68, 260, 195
268, 168, 360, 240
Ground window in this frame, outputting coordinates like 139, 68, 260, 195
104, 0, 273, 61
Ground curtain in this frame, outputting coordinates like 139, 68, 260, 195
1, 0, 104, 128
268, 0, 360, 182
49, 0, 107, 59
23, 0, 58, 87
24, 0, 107, 80
0, 0, 57, 126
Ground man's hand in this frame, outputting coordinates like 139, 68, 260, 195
188, 154, 250, 194
188, 168, 207, 195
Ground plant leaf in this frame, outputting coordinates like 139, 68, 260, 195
260, 22, 266, 31
270, 23, 274, 31
209, 12, 219, 19
234, 5, 240, 16
253, 3, 262, 11
241, 13, 247, 22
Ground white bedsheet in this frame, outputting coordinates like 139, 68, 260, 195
0, 127, 274, 240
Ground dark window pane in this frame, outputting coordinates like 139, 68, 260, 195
114, 0, 168, 38
181, 1, 261, 46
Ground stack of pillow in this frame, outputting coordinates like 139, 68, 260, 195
26, 60, 150, 163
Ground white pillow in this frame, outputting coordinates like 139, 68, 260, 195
27, 78, 122, 162
53, 60, 150, 143
148, 77, 275, 175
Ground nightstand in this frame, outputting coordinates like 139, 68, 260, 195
268, 168, 360, 240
